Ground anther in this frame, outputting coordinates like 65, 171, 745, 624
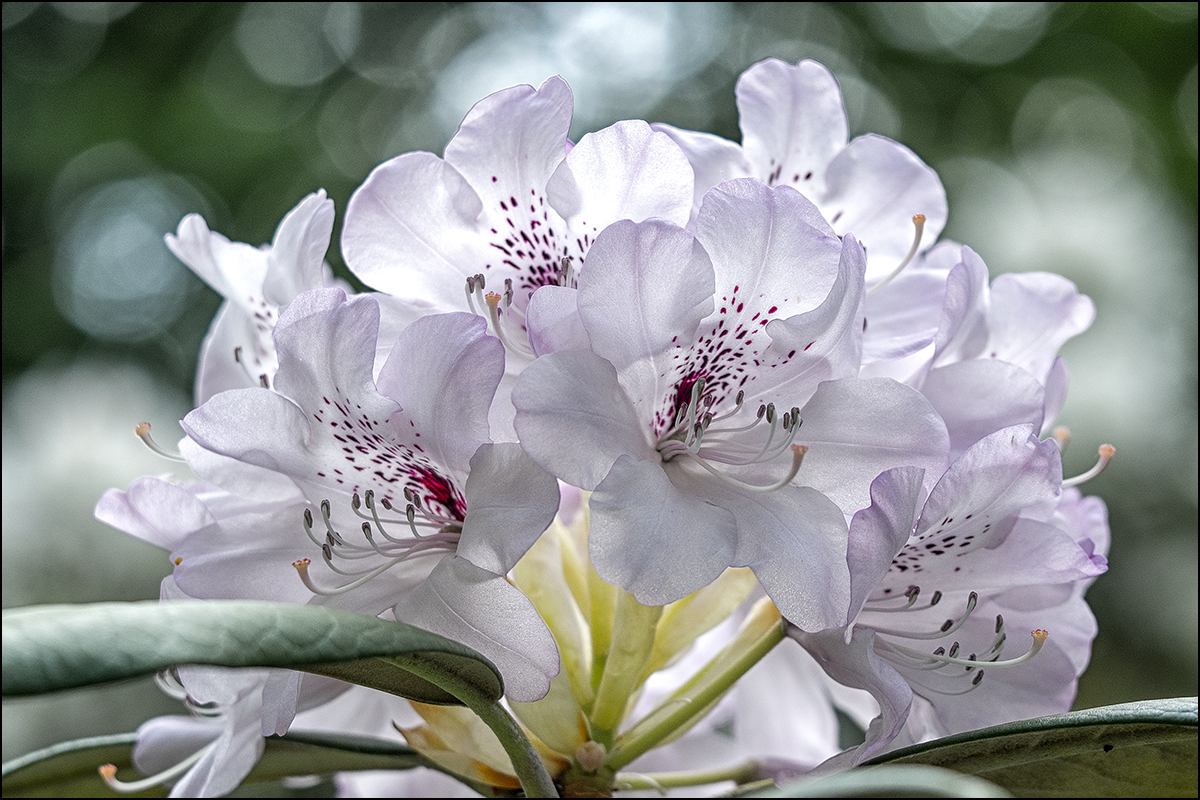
134, 423, 187, 462
889, 629, 1049, 670
871, 591, 977, 639
867, 214, 926, 296
1051, 426, 1071, 451
1063, 444, 1115, 488
99, 742, 215, 794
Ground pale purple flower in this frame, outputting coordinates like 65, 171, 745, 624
513, 179, 949, 631
165, 191, 339, 404
341, 77, 696, 359
652, 58, 947, 283
102, 288, 562, 703
865, 245, 1097, 458
790, 424, 1108, 768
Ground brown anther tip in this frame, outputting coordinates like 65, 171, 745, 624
292, 558, 311, 568
912, 214, 926, 223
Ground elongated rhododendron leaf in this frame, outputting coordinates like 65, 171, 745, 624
862, 697, 1198, 797
1, 601, 502, 706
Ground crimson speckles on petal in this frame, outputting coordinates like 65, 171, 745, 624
484, 187, 591, 295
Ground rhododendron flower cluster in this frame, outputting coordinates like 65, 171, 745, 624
96, 57, 1111, 797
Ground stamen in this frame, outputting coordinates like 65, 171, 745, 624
464, 274, 487, 317
870, 592, 977, 639
865, 585, 944, 613
682, 444, 806, 493
99, 742, 215, 793
134, 423, 187, 462
1063, 444, 1115, 488
1050, 426, 1070, 451
558, 257, 575, 287
867, 214, 926, 296
484, 291, 535, 358
293, 491, 463, 597
888, 629, 1048, 669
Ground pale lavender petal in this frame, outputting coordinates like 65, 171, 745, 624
795, 377, 949, 514
512, 350, 656, 490
576, 219, 715, 401
590, 455, 738, 605
392, 555, 559, 702
791, 626, 912, 770
758, 233, 867, 406
914, 424, 1062, 552
696, 179, 840, 316
546, 120, 694, 229
1041, 357, 1069, 434
342, 151, 489, 301
846, 467, 925, 630
170, 506, 316, 604
178, 437, 304, 505
820, 135, 948, 281
165, 214, 267, 304
263, 190, 335, 306
376, 312, 503, 478
718, 481, 850, 633
861, 250, 953, 364
736, 59, 848, 195
94, 478, 216, 551
193, 301, 263, 404
931, 247, 990, 366
987, 272, 1095, 383
525, 285, 590, 356
444, 77, 573, 202
921, 360, 1046, 460
457, 443, 560, 574
649, 122, 753, 219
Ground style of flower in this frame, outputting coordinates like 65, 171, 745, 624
165, 191, 339, 404
513, 178, 949, 632
652, 58, 948, 284
789, 424, 1109, 769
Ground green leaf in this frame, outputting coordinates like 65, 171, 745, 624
753, 763, 1012, 797
2, 601, 502, 705
863, 697, 1198, 798
0, 731, 434, 798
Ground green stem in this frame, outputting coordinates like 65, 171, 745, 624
605, 616, 785, 771
389, 656, 559, 798
614, 760, 765, 790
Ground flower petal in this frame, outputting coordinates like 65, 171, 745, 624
376, 312, 503, 478
263, 190, 335, 306
547, 119, 694, 230
589, 455, 738, 606
820, 134, 948, 281
512, 350, 656, 490
795, 377, 949, 513
921, 360, 1046, 460
392, 556, 560, 703
457, 443, 560, 575
736, 59, 848, 195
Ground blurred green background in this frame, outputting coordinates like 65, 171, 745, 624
3, 1, 1196, 764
